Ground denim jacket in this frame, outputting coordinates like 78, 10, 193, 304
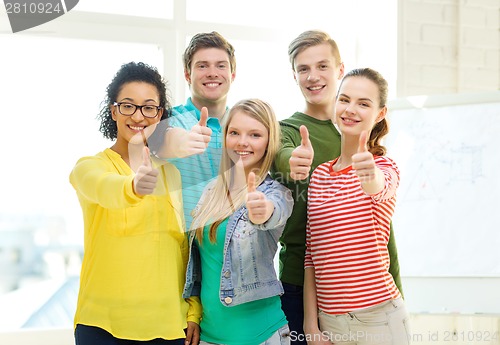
182, 174, 293, 307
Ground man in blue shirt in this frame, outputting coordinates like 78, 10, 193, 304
150, 32, 236, 228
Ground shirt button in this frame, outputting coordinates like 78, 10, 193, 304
224, 297, 233, 304
224, 271, 231, 278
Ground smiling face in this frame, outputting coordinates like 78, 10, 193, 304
186, 47, 235, 106
335, 76, 386, 137
293, 43, 344, 109
111, 81, 162, 149
225, 111, 269, 174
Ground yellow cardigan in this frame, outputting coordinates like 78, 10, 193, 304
70, 148, 201, 341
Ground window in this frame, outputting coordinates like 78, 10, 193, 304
0, 34, 163, 329
0, 0, 398, 331
75, 0, 173, 19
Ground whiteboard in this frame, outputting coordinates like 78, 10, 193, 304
385, 92, 500, 277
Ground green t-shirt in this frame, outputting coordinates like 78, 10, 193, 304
197, 219, 287, 345
271, 112, 342, 286
271, 112, 403, 295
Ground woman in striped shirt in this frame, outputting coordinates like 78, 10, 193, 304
303, 68, 410, 345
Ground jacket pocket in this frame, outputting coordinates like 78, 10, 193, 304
232, 216, 257, 239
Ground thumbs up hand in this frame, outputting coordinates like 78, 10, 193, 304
352, 130, 385, 195
165, 107, 212, 158
246, 172, 274, 225
289, 125, 314, 181
187, 106, 212, 154
351, 130, 376, 183
133, 147, 159, 196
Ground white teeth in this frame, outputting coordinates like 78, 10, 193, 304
309, 86, 323, 91
343, 118, 358, 123
236, 151, 251, 156
130, 126, 145, 130
205, 83, 219, 88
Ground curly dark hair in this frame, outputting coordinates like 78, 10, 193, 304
98, 62, 172, 140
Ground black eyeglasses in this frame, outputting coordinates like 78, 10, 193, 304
113, 102, 162, 118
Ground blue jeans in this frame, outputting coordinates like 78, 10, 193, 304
280, 282, 306, 345
75, 324, 185, 345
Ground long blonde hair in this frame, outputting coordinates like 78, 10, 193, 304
191, 99, 280, 242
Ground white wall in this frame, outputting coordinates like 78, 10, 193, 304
398, 0, 500, 96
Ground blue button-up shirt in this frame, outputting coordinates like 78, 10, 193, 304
166, 98, 224, 229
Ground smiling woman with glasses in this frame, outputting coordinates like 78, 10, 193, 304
69, 61, 201, 345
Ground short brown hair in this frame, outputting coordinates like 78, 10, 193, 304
183, 31, 236, 74
288, 30, 342, 71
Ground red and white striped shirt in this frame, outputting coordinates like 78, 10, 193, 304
305, 156, 401, 314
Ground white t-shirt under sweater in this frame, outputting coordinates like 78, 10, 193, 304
305, 155, 401, 315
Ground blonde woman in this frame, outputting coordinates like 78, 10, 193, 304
183, 99, 294, 345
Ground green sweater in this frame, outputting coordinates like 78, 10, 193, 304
271, 112, 403, 295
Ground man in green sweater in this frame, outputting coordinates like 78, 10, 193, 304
271, 30, 404, 344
